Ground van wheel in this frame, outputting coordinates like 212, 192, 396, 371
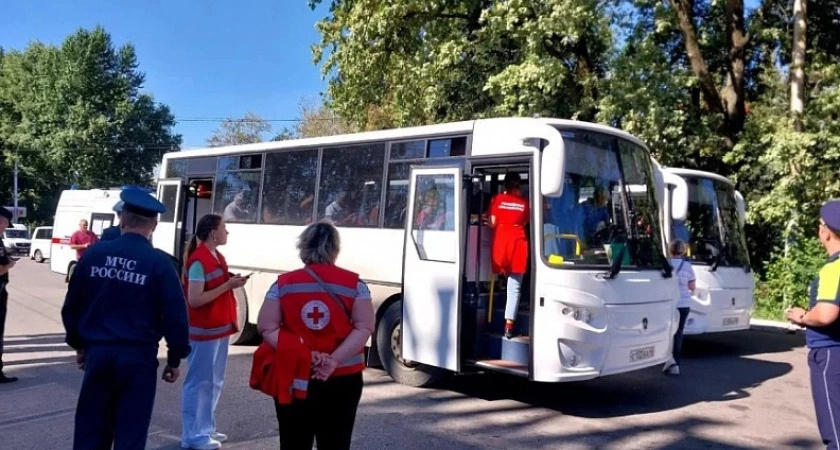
376, 301, 450, 387
33, 250, 44, 263
65, 262, 76, 283
230, 286, 259, 345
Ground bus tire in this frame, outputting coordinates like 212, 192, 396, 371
231, 286, 259, 345
376, 301, 449, 388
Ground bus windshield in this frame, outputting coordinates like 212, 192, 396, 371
673, 176, 750, 268
543, 129, 665, 269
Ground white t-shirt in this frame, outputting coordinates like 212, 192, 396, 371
671, 257, 696, 308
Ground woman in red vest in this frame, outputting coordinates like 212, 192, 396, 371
180, 214, 247, 450
257, 221, 375, 450
489, 172, 530, 339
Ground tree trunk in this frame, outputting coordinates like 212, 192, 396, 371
791, 0, 807, 132
671, 0, 748, 151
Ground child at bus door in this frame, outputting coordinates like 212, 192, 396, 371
489, 172, 529, 339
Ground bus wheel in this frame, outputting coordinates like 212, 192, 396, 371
231, 286, 259, 345
376, 301, 449, 387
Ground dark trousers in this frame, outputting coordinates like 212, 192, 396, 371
274, 372, 363, 450
809, 347, 840, 450
672, 307, 690, 365
0, 286, 7, 371
73, 345, 159, 450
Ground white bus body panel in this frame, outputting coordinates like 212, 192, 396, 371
684, 266, 754, 334
50, 189, 121, 275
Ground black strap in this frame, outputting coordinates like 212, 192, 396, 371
304, 266, 352, 319
677, 259, 686, 273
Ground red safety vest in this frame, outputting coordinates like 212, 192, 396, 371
184, 243, 238, 341
249, 330, 309, 403
489, 192, 530, 275
277, 263, 365, 377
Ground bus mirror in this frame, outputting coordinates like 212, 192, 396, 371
735, 190, 746, 226
540, 138, 565, 197
664, 172, 688, 221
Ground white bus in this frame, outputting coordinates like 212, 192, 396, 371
153, 117, 679, 386
662, 168, 754, 334
50, 188, 122, 280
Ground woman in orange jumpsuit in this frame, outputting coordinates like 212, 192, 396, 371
489, 172, 529, 339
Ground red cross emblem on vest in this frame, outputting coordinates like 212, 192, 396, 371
301, 300, 330, 330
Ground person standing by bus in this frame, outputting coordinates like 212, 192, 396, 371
61, 189, 190, 449
0, 207, 18, 383
489, 172, 530, 339
257, 221, 374, 449
181, 214, 247, 450
786, 200, 840, 450
664, 239, 695, 376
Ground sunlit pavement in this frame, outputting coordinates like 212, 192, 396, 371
0, 259, 822, 449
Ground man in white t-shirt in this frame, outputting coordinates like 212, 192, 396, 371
664, 239, 696, 376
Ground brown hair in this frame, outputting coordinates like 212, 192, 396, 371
669, 239, 688, 257
182, 214, 223, 277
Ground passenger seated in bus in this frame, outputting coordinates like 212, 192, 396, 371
582, 184, 609, 246
416, 188, 445, 230
223, 190, 254, 222
324, 191, 351, 225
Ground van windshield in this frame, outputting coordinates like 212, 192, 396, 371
4, 229, 29, 239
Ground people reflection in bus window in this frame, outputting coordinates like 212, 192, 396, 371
325, 191, 355, 225
223, 190, 252, 222
416, 188, 445, 230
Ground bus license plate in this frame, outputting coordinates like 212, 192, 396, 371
630, 346, 655, 363
723, 317, 739, 326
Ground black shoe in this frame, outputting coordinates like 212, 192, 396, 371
504, 327, 514, 339
0, 373, 18, 383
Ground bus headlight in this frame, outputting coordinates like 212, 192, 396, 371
561, 306, 592, 324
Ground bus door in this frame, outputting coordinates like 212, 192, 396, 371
153, 179, 185, 260
401, 166, 464, 372
183, 179, 214, 251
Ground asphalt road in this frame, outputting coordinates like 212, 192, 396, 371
0, 258, 824, 449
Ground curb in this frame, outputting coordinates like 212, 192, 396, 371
750, 318, 805, 334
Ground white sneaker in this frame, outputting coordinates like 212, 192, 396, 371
183, 438, 222, 450
666, 364, 681, 376
662, 357, 676, 373
211, 432, 228, 443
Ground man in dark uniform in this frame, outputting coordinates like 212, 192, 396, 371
61, 189, 191, 450
787, 200, 840, 450
0, 207, 18, 383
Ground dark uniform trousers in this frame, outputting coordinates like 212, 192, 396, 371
74, 345, 159, 450
0, 285, 7, 371
810, 346, 840, 450
274, 372, 363, 450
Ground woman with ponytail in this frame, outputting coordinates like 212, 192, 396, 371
180, 214, 247, 450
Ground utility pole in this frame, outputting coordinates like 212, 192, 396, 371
12, 149, 19, 224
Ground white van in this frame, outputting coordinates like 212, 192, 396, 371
3, 224, 31, 257
29, 226, 53, 263
50, 189, 122, 280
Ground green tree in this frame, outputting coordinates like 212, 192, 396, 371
310, 0, 613, 129
0, 27, 180, 224
207, 112, 271, 147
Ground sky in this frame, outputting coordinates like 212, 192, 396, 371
1, 0, 331, 149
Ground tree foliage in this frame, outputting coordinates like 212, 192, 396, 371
0, 26, 180, 224
207, 112, 272, 147
273, 98, 355, 140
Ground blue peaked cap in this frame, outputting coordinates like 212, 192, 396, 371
821, 200, 840, 232
121, 187, 166, 218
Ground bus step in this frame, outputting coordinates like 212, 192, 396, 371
483, 334, 529, 366
474, 359, 528, 377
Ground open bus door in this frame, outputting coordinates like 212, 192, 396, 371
401, 166, 464, 373
153, 179, 185, 261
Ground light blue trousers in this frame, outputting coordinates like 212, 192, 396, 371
181, 336, 229, 447
505, 274, 524, 321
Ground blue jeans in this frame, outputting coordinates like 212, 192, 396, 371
505, 274, 524, 321
672, 307, 690, 365
181, 336, 229, 447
